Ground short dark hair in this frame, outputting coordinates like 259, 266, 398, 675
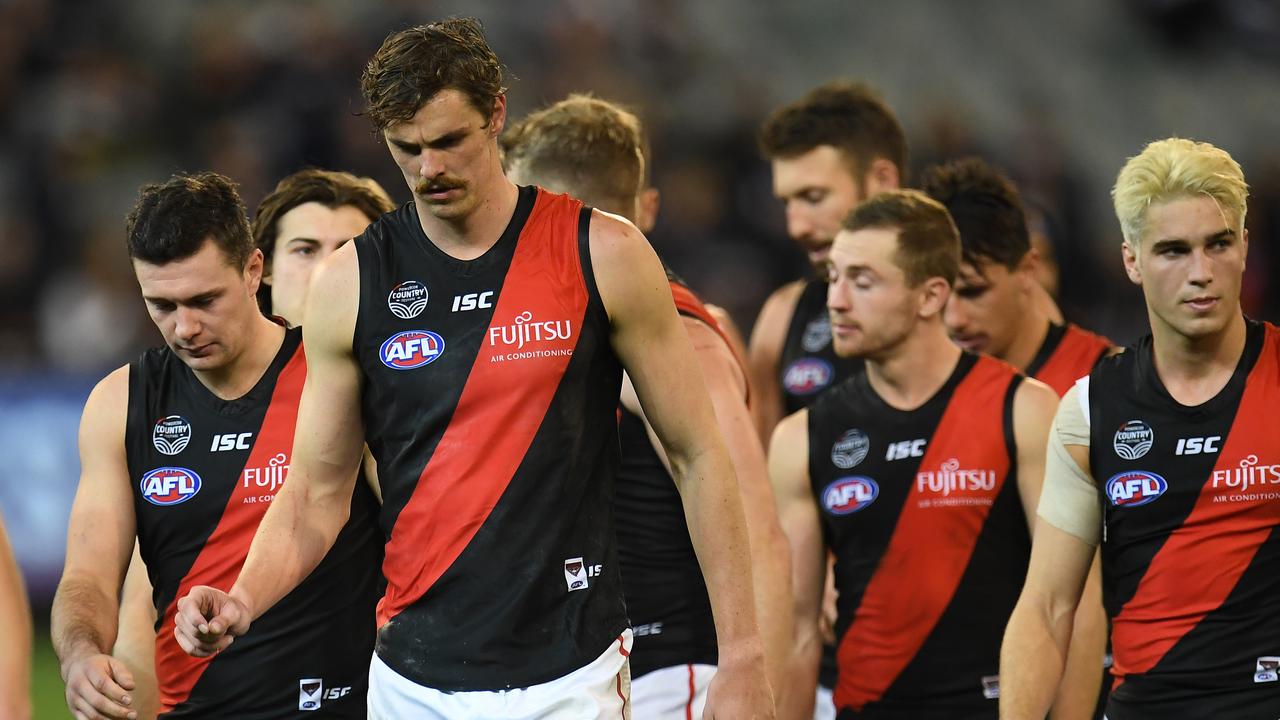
361, 17, 508, 130
843, 189, 959, 287
500, 94, 644, 218
759, 81, 907, 181
253, 168, 395, 312
920, 157, 1030, 270
125, 171, 253, 268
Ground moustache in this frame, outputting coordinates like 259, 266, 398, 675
415, 178, 464, 195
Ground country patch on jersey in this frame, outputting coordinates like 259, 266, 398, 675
140, 467, 202, 506
387, 280, 429, 319
1113, 419, 1154, 460
379, 330, 445, 370
783, 358, 833, 396
802, 316, 833, 353
1105, 470, 1167, 507
151, 415, 191, 456
822, 476, 879, 515
831, 429, 870, 469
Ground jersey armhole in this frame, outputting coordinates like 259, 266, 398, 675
576, 205, 610, 328
1003, 373, 1025, 475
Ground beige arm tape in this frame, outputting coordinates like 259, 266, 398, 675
1035, 383, 1102, 546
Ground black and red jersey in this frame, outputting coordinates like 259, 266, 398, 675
808, 353, 1027, 719
780, 279, 864, 415
615, 276, 741, 678
1088, 318, 1280, 719
125, 326, 381, 719
353, 186, 627, 691
1026, 322, 1112, 397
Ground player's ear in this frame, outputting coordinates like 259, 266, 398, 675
245, 248, 265, 295
1016, 248, 1041, 293
918, 276, 952, 319
1121, 241, 1142, 285
862, 158, 900, 196
635, 188, 660, 235
488, 94, 507, 138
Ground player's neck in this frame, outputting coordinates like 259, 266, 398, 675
415, 172, 520, 260
1001, 309, 1053, 372
1150, 308, 1247, 406
866, 324, 963, 411
193, 314, 286, 401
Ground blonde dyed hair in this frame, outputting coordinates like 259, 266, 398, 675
1112, 138, 1248, 246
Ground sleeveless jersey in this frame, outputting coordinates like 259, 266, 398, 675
615, 277, 743, 678
780, 278, 864, 415
1088, 319, 1280, 719
808, 353, 1027, 719
353, 186, 627, 691
1026, 323, 1112, 397
126, 326, 381, 719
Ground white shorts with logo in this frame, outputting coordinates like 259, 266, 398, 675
629, 663, 715, 719
368, 630, 633, 720
814, 685, 836, 720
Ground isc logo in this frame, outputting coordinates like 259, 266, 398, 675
822, 477, 879, 515
1106, 471, 1168, 507
210, 432, 252, 452
452, 291, 494, 312
140, 467, 202, 506
1176, 436, 1221, 456
886, 439, 926, 461
379, 330, 445, 370
783, 358, 833, 396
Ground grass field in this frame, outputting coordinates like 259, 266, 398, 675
33, 629, 71, 719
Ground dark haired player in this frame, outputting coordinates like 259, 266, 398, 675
174, 19, 771, 718
503, 93, 792, 717
770, 190, 1090, 718
1002, 139, 1280, 719
52, 172, 380, 719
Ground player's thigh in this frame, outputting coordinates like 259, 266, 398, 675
630, 663, 716, 720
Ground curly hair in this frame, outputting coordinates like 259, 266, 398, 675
759, 81, 907, 180
126, 171, 253, 268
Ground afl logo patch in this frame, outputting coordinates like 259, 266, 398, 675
801, 316, 833, 353
822, 477, 879, 515
151, 415, 191, 456
783, 358, 833, 396
387, 280, 429, 319
140, 467, 202, 506
1113, 420, 1154, 460
1105, 470, 1167, 507
379, 330, 445, 370
831, 429, 870, 469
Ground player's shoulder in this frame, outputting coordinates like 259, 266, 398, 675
770, 407, 810, 453
586, 207, 648, 259
81, 364, 130, 438
760, 279, 807, 316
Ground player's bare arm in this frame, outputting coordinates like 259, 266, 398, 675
767, 410, 824, 720
748, 280, 806, 442
52, 366, 140, 720
621, 314, 793, 697
173, 244, 365, 656
1002, 388, 1101, 719
592, 210, 774, 718
0, 516, 33, 720
112, 544, 157, 720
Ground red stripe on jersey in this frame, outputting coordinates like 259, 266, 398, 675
833, 356, 1016, 711
154, 344, 308, 713
669, 280, 749, 407
1110, 326, 1280, 682
1034, 324, 1111, 396
377, 192, 589, 626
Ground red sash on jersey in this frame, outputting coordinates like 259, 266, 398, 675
1035, 324, 1111, 396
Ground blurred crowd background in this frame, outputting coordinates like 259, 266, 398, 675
2, 0, 1280, 642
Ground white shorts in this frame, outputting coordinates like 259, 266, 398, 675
630, 663, 716, 719
368, 630, 633, 720
814, 685, 836, 720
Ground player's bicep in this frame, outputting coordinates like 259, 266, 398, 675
1036, 388, 1101, 547
67, 367, 135, 589
769, 412, 823, 622
1012, 378, 1060, 530
747, 282, 803, 440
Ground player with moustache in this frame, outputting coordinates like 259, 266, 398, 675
921, 157, 1112, 719
173, 18, 772, 719
1001, 139, 1280, 719
769, 190, 1083, 719
52, 172, 381, 720
501, 93, 792, 717
109, 169, 396, 719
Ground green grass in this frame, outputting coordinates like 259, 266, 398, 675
33, 631, 71, 720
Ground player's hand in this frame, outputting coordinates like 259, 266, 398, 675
61, 653, 137, 720
703, 646, 775, 718
174, 585, 251, 657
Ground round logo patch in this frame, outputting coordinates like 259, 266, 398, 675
387, 280, 429, 319
801, 316, 832, 353
379, 330, 445, 370
1105, 470, 1167, 507
1113, 420, 1154, 460
783, 358, 833, 396
140, 467, 202, 506
831, 429, 870, 469
822, 477, 879, 515
152, 415, 191, 456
